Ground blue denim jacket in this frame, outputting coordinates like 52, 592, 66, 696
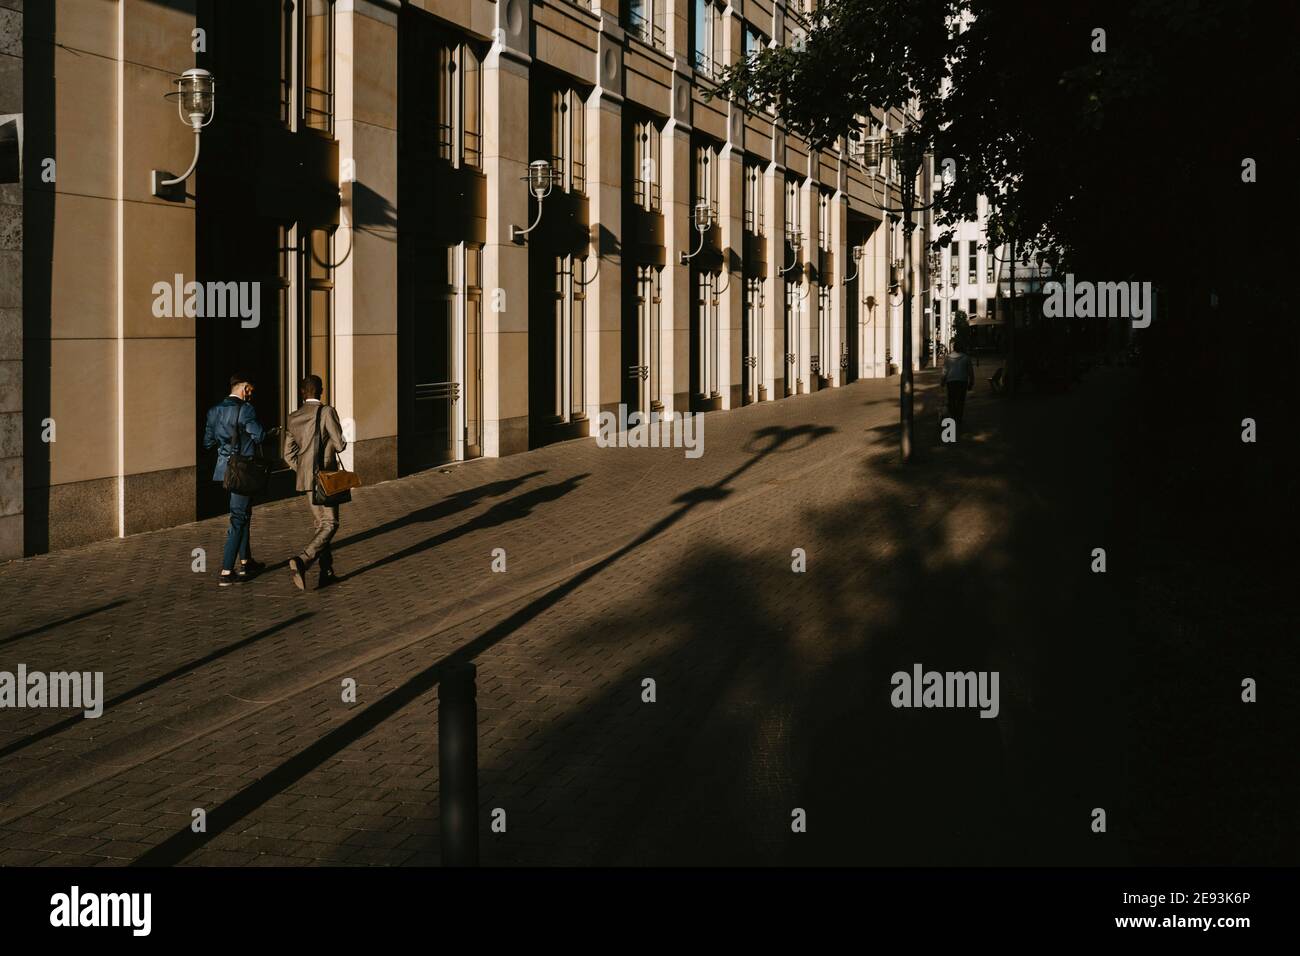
203, 397, 266, 482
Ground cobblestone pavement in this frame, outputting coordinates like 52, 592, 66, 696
1, 365, 1282, 866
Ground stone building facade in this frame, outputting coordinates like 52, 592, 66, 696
6, 0, 932, 557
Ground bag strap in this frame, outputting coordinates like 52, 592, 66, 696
314, 404, 327, 475
229, 403, 243, 460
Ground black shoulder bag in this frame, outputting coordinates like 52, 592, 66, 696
222, 411, 270, 495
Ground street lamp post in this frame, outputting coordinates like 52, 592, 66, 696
865, 128, 932, 462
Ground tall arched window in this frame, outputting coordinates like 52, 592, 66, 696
550, 88, 587, 194
437, 41, 483, 168
633, 118, 661, 211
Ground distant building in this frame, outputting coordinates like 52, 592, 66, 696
928, 195, 1008, 353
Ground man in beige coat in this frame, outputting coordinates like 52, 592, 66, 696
284, 375, 347, 590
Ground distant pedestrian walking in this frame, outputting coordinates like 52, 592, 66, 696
941, 338, 975, 428
284, 375, 348, 591
203, 372, 267, 586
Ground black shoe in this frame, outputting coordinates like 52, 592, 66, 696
219, 571, 238, 587
240, 559, 266, 577
316, 567, 338, 590
288, 557, 306, 591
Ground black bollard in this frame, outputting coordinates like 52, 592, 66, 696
439, 662, 479, 866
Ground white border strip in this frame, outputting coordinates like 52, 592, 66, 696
115, 1, 126, 538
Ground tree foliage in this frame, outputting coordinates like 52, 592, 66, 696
716, 0, 1299, 290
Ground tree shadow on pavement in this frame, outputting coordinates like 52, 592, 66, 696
457, 370, 1211, 866
131, 367, 1293, 867
462, 406, 1051, 865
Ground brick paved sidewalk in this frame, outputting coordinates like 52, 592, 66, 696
0, 369, 1149, 865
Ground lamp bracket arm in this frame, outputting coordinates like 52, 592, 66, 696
680, 228, 706, 264
513, 202, 546, 241
778, 245, 799, 274
160, 129, 202, 187
577, 252, 601, 286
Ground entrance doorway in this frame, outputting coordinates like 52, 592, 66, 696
691, 269, 722, 411
397, 7, 487, 473
626, 265, 663, 416
404, 242, 483, 471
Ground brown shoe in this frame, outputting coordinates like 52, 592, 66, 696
288, 556, 306, 591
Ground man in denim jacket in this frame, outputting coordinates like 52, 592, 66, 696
203, 372, 267, 586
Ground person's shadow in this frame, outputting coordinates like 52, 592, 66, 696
337, 474, 590, 582
250, 471, 549, 577
332, 471, 547, 554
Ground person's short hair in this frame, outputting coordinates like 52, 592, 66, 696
229, 372, 253, 388
300, 374, 323, 399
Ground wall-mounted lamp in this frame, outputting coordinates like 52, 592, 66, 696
511, 160, 557, 243
778, 228, 803, 275
843, 243, 864, 282
151, 68, 215, 201
680, 199, 716, 264
889, 256, 905, 305
790, 237, 810, 299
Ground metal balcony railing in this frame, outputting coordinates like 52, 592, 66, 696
625, 9, 666, 51
693, 50, 721, 81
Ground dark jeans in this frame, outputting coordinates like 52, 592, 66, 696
222, 491, 253, 571
946, 382, 969, 425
